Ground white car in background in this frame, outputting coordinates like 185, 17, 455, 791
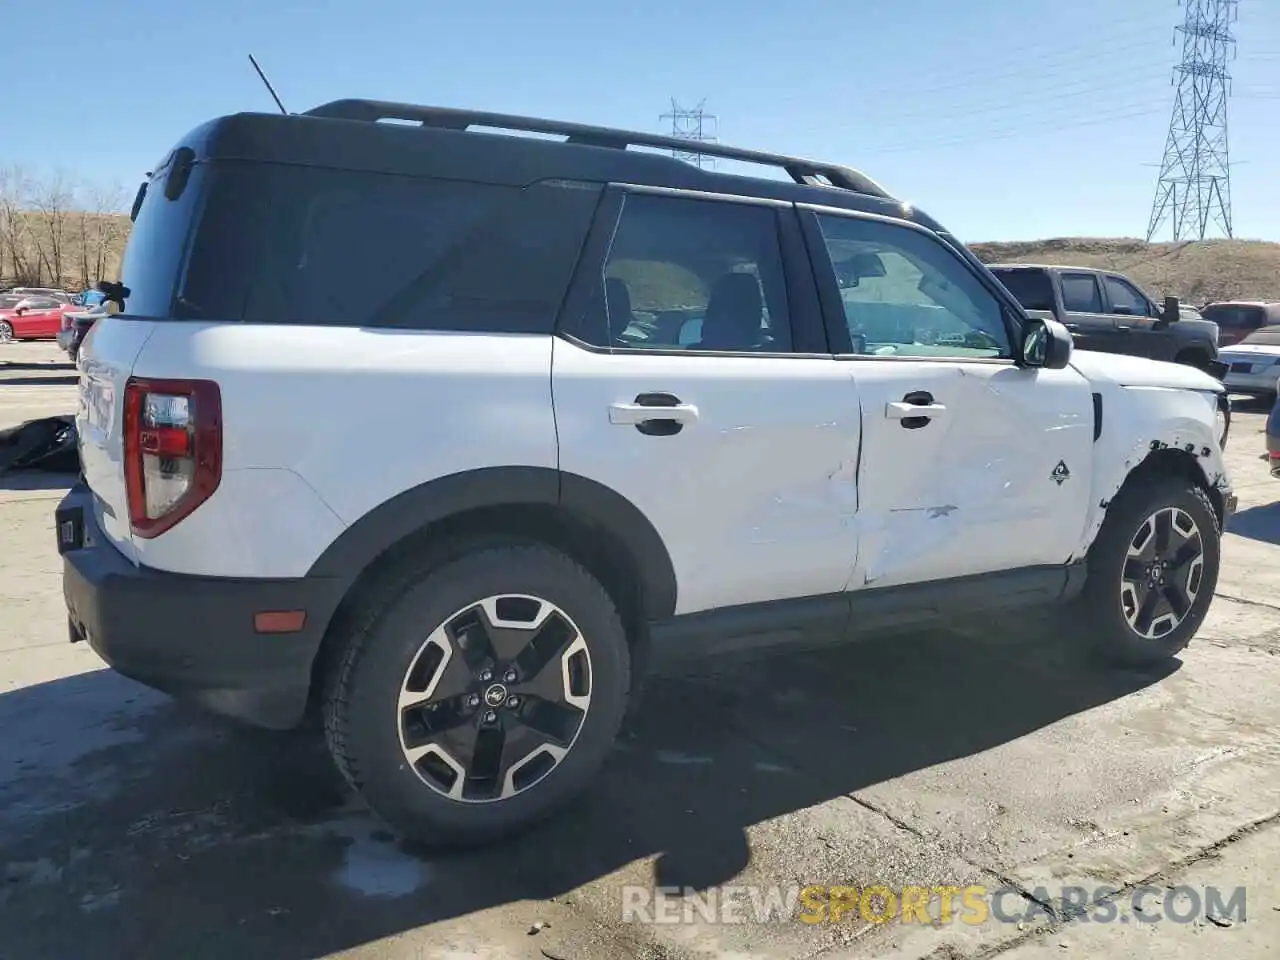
1218, 326, 1280, 402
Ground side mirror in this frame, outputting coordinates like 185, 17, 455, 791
13, 307, 25, 316
1023, 317, 1073, 370
1159, 295, 1181, 324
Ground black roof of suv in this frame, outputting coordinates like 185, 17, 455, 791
172, 98, 956, 235
122, 98, 988, 331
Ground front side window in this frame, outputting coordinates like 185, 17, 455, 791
815, 213, 1013, 359
588, 192, 793, 353
1103, 276, 1151, 317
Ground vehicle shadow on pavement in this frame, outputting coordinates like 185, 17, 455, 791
1227, 502, 1280, 546
0, 626, 1174, 959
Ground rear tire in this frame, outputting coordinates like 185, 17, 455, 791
1079, 476, 1220, 666
323, 543, 631, 846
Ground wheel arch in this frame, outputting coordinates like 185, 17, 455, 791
304, 467, 677, 706
1113, 446, 1226, 524
1075, 392, 1232, 564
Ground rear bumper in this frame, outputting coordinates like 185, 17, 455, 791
57, 483, 343, 729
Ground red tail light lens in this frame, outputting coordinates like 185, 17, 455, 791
123, 377, 222, 538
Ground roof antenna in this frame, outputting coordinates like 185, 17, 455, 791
248, 54, 288, 115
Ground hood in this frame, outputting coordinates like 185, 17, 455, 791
1068, 349, 1223, 393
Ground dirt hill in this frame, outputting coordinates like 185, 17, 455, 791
969, 238, 1280, 306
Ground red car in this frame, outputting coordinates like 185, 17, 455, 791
0, 296, 77, 342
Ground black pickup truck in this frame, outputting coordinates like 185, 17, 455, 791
988, 263, 1221, 371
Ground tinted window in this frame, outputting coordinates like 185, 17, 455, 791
1060, 273, 1102, 312
1204, 305, 1265, 329
990, 269, 1055, 311
176, 162, 599, 333
586, 193, 792, 353
117, 156, 208, 318
1103, 276, 1150, 316
817, 214, 1012, 359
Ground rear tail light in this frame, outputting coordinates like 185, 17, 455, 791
123, 377, 222, 538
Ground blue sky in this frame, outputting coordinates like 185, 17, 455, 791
2, 0, 1277, 241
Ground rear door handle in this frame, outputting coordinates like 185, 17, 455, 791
609, 393, 699, 436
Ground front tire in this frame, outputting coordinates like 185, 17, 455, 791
0, 321, 13, 343
324, 543, 631, 845
1080, 477, 1221, 666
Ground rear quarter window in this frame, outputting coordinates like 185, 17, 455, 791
179, 163, 601, 333
990, 269, 1055, 312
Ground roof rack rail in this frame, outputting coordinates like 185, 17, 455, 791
302, 99, 892, 199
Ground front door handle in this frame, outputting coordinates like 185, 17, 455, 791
886, 390, 946, 429
609, 393, 700, 436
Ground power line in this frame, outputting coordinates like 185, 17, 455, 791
841, 66, 1174, 133
861, 102, 1169, 156
1147, 0, 1239, 241
660, 99, 718, 168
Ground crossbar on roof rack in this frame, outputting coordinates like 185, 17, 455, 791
302, 99, 892, 199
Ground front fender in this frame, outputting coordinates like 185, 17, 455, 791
1073, 385, 1231, 559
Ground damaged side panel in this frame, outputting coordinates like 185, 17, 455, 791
1071, 385, 1231, 560
844, 360, 1095, 590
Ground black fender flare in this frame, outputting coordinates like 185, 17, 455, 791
306, 466, 678, 620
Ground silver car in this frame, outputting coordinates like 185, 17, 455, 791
1219, 326, 1280, 401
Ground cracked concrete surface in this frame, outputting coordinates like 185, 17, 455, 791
3, 342, 1280, 959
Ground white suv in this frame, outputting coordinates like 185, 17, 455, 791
58, 99, 1236, 844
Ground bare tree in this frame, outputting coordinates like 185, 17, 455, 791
0, 166, 37, 285
0, 169, 131, 289
90, 182, 129, 284
31, 170, 75, 288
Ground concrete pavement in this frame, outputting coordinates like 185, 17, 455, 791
3, 340, 1280, 959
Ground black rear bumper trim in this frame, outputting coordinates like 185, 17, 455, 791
58, 482, 342, 729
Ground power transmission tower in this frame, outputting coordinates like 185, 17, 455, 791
1146, 0, 1238, 241
660, 99, 718, 168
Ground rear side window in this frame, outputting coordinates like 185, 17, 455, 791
179, 163, 600, 333
1059, 273, 1102, 313
990, 269, 1054, 311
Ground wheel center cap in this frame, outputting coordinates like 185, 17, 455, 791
483, 683, 508, 708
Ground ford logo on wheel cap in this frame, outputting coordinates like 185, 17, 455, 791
483, 684, 508, 708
